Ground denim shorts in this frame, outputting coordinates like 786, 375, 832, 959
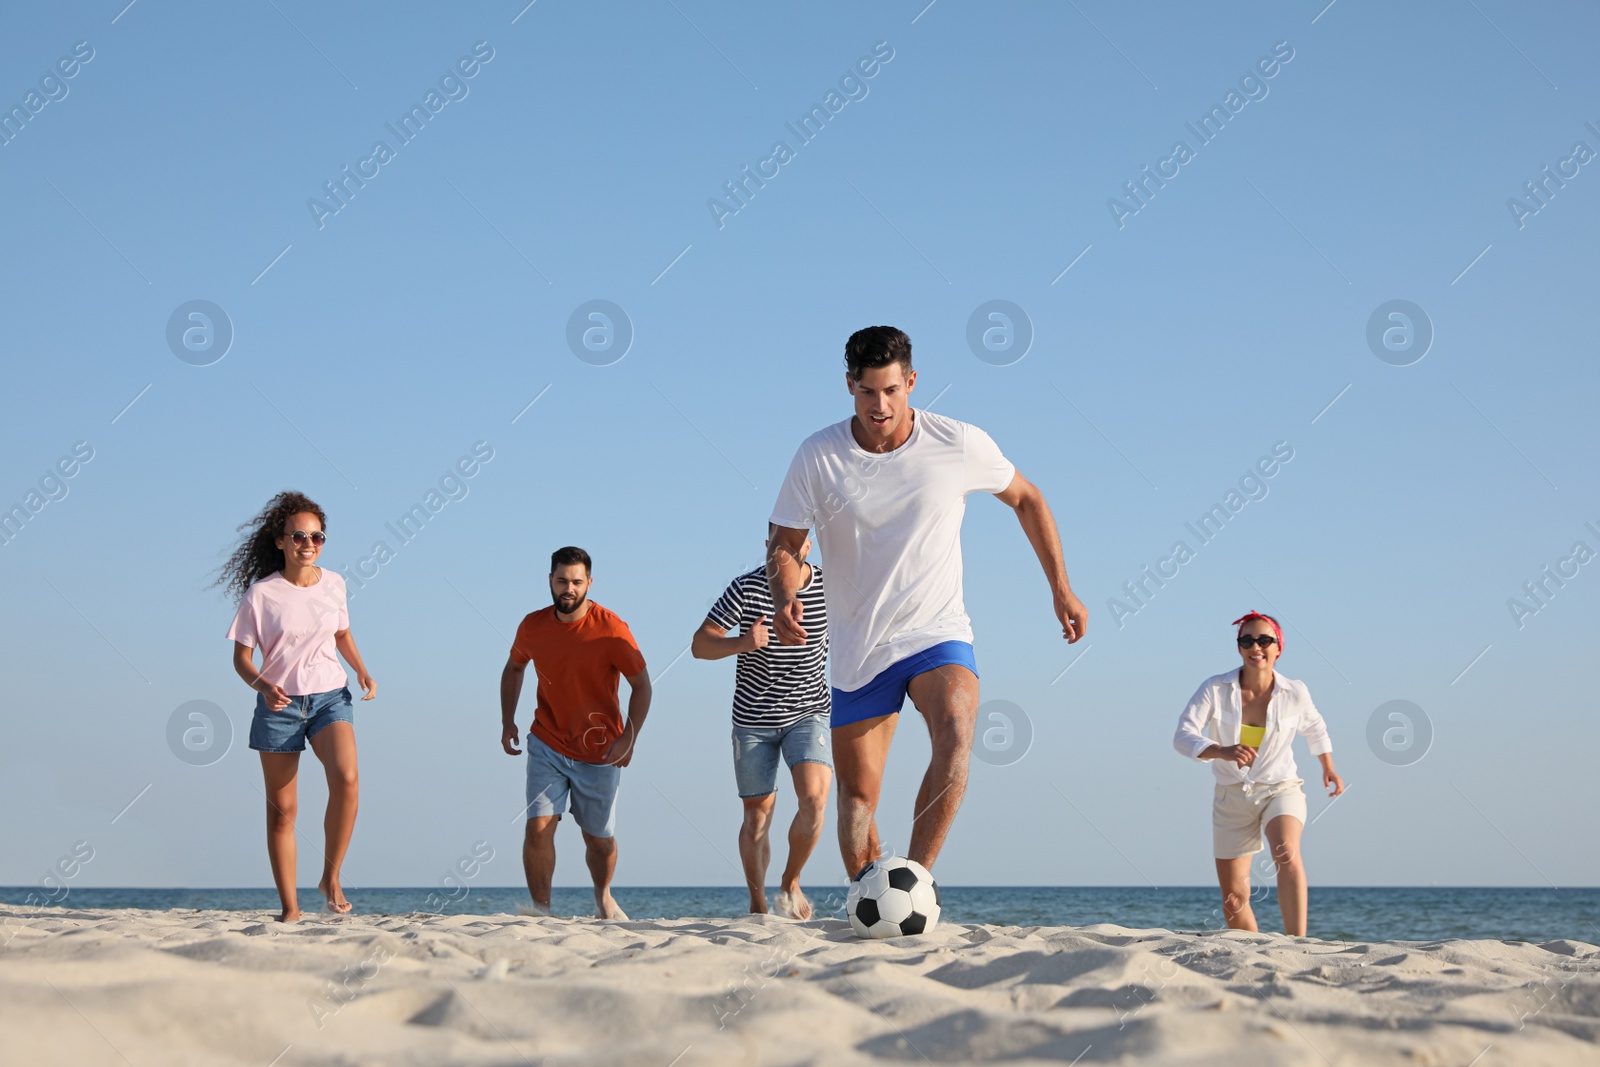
732, 713, 833, 798
524, 734, 622, 838
249, 686, 354, 753
830, 641, 979, 728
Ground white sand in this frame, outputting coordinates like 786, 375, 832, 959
2, 904, 1597, 1065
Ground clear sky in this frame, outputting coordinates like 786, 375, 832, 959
2, 0, 1596, 894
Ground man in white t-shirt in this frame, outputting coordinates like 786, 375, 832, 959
768, 325, 1088, 880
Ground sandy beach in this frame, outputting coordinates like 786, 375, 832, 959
2, 904, 1597, 1065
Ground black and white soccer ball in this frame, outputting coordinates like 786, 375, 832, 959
847, 857, 941, 938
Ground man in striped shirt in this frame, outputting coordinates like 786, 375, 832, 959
692, 527, 831, 919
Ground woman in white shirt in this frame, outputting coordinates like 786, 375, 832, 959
1174, 612, 1344, 936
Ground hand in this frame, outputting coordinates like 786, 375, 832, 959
501, 722, 521, 756
602, 723, 637, 768
1323, 767, 1345, 797
773, 598, 807, 646
1222, 744, 1257, 767
744, 615, 770, 652
258, 680, 290, 712
1054, 588, 1088, 643
357, 674, 377, 700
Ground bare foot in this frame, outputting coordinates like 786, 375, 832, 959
595, 893, 628, 920
773, 886, 812, 920
318, 875, 353, 915
517, 901, 552, 918
275, 907, 302, 924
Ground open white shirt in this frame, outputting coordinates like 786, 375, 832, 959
770, 409, 1015, 693
1174, 669, 1332, 787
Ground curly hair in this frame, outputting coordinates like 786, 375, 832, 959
217, 491, 328, 601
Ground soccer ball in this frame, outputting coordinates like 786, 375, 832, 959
846, 857, 941, 938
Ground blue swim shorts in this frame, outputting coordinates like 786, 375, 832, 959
830, 641, 978, 728
523, 734, 622, 838
249, 686, 354, 753
731, 713, 833, 798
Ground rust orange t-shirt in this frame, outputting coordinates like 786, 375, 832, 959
510, 602, 647, 763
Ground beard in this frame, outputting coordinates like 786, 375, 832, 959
552, 589, 588, 615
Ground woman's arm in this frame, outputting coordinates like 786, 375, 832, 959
1318, 752, 1345, 796
1175, 682, 1252, 767
1196, 743, 1255, 766
334, 629, 376, 700
1298, 685, 1340, 794
232, 641, 290, 710
1296, 689, 1333, 755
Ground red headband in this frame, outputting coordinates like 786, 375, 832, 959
1232, 611, 1283, 651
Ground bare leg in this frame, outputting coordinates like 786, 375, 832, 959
775, 762, 832, 919
739, 794, 776, 913
308, 722, 358, 914
1215, 856, 1256, 931
260, 752, 301, 923
904, 665, 979, 870
523, 816, 559, 912
1266, 815, 1307, 936
833, 713, 898, 877
583, 830, 625, 918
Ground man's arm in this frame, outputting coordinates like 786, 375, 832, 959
603, 669, 653, 768
766, 526, 810, 645
500, 657, 526, 755
994, 470, 1088, 642
691, 617, 768, 660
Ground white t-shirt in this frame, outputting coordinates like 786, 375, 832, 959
227, 569, 350, 696
770, 409, 1016, 692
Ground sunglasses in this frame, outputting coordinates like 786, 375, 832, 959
287, 530, 327, 546
1237, 634, 1278, 649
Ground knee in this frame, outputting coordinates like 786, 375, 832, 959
742, 804, 773, 837
1272, 842, 1302, 870
930, 712, 976, 755
837, 782, 876, 810
524, 818, 558, 845
267, 800, 297, 831
334, 766, 359, 792
585, 834, 617, 858
796, 790, 828, 819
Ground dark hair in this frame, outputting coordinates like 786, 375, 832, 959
844, 325, 912, 381
217, 491, 327, 601
550, 546, 592, 575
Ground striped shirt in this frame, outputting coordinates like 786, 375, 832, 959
706, 565, 829, 729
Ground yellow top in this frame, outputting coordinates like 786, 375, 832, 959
1238, 723, 1266, 748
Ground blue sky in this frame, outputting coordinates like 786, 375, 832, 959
2, 0, 1596, 894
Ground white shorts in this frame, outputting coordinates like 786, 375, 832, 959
1212, 778, 1306, 859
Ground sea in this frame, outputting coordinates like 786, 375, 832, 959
3, 886, 1596, 944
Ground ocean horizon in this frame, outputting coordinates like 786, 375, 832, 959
6, 886, 1595, 945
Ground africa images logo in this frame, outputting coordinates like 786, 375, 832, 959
307, 42, 496, 230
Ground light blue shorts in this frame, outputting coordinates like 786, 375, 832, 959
524, 734, 622, 838
249, 687, 354, 753
731, 713, 833, 798
830, 641, 979, 728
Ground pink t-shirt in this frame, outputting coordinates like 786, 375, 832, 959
227, 569, 350, 696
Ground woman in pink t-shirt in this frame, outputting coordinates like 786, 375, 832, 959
221, 491, 376, 923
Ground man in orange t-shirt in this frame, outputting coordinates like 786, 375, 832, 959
501, 546, 651, 919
